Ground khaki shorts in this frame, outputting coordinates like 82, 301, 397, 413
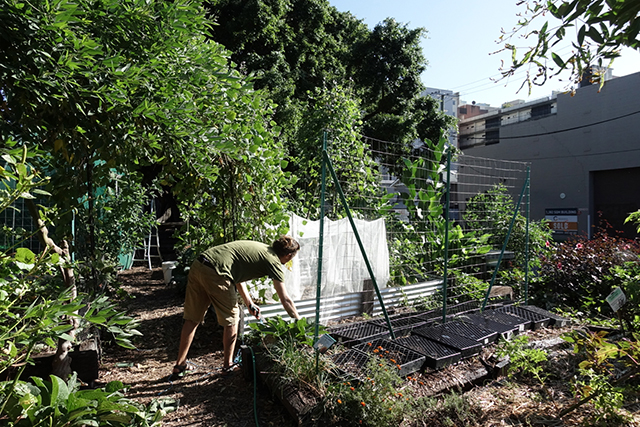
183, 259, 239, 327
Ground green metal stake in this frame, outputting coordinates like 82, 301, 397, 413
524, 166, 530, 305
481, 173, 530, 311
315, 132, 328, 370
322, 150, 396, 339
442, 148, 452, 323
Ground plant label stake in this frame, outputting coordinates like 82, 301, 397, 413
606, 287, 627, 333
606, 287, 626, 312
314, 334, 336, 354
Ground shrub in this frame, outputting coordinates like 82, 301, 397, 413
322, 357, 411, 427
533, 227, 640, 317
404, 392, 484, 427
0, 374, 175, 426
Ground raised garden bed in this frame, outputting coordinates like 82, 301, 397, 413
394, 335, 461, 370
353, 338, 426, 377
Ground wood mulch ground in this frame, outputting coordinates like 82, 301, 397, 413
99, 266, 640, 427
100, 266, 296, 427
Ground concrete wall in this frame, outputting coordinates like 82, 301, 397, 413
459, 72, 640, 239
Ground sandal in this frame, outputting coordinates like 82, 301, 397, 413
220, 363, 241, 376
172, 363, 192, 377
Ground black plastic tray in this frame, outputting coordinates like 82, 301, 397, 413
522, 305, 571, 327
431, 320, 499, 345
354, 338, 426, 377
395, 335, 461, 370
328, 322, 391, 347
456, 313, 519, 340
413, 308, 444, 324
496, 305, 551, 330
482, 309, 531, 332
413, 325, 482, 358
445, 300, 481, 316
369, 314, 427, 338
331, 348, 371, 376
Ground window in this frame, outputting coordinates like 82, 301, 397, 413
485, 117, 501, 129
485, 129, 500, 144
531, 103, 552, 118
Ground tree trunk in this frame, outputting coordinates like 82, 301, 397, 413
26, 200, 77, 379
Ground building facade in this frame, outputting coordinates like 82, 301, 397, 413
457, 71, 640, 240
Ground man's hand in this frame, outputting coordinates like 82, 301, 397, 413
249, 303, 261, 320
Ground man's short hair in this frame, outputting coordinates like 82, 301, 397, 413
272, 235, 300, 257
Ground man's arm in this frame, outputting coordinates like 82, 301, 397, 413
235, 282, 260, 319
273, 280, 300, 320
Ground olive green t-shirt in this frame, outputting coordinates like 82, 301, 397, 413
201, 240, 285, 285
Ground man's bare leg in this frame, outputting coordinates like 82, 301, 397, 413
222, 323, 238, 369
175, 319, 199, 371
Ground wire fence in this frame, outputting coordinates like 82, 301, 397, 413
288, 130, 531, 320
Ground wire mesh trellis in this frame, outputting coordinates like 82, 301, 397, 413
0, 196, 46, 253
293, 130, 532, 325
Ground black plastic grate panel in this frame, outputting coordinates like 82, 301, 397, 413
354, 338, 426, 377
482, 309, 531, 332
369, 314, 427, 337
413, 308, 443, 324
332, 349, 370, 375
522, 305, 571, 327
496, 305, 551, 330
395, 335, 461, 369
446, 300, 481, 316
432, 320, 499, 345
329, 322, 390, 347
456, 314, 518, 340
413, 325, 482, 358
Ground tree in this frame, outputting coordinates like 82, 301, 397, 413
288, 85, 382, 219
497, 0, 640, 93
1, 0, 292, 377
206, 0, 453, 173
1, 0, 291, 264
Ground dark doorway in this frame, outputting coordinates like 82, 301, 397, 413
592, 167, 640, 239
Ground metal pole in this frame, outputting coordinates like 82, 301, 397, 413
442, 149, 452, 323
314, 132, 327, 354
524, 166, 530, 305
322, 150, 396, 339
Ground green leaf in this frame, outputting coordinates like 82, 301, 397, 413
49, 375, 70, 408
551, 52, 565, 68
586, 26, 604, 44
15, 247, 36, 264
576, 24, 586, 48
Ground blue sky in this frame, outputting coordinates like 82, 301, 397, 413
329, 0, 640, 107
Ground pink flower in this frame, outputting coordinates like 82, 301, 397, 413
545, 241, 550, 248
576, 243, 583, 249
557, 262, 562, 270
